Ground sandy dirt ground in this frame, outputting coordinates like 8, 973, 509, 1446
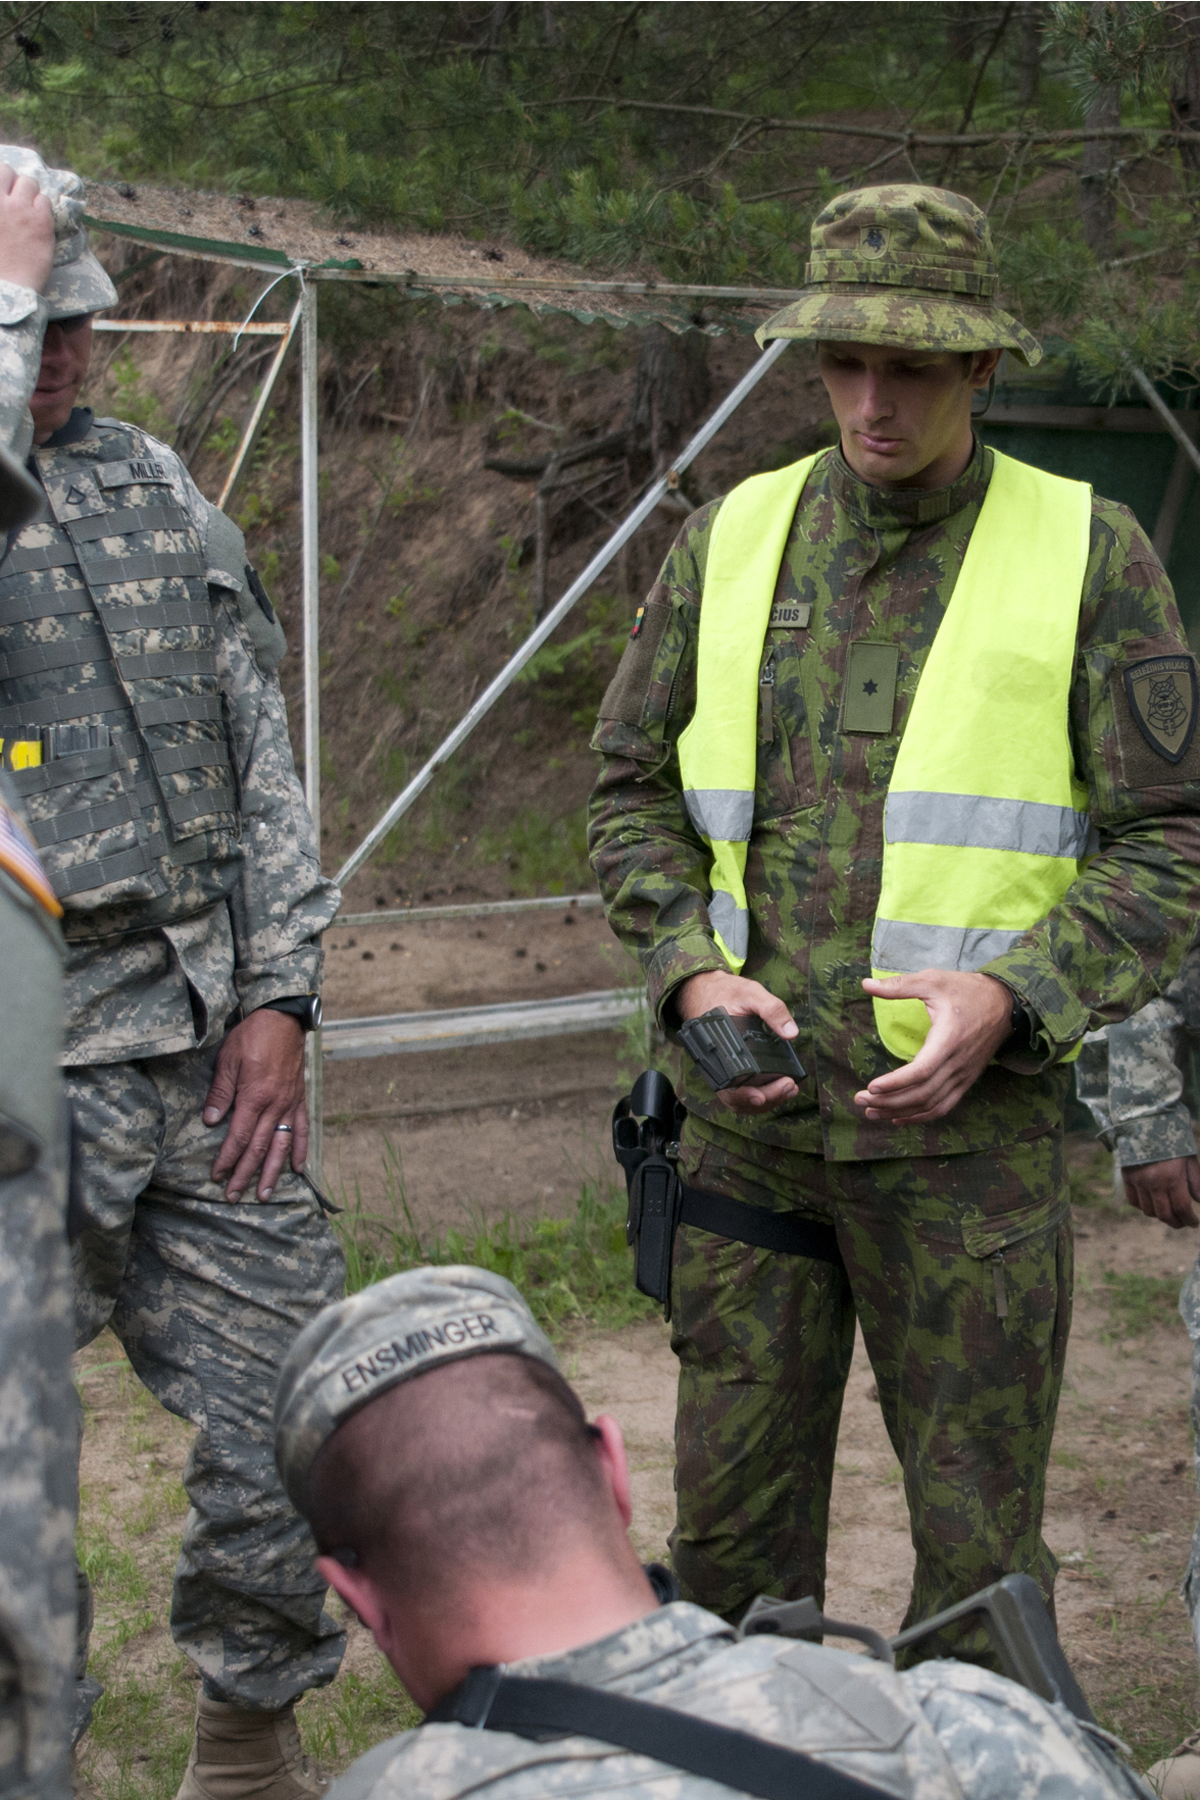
75, 1127, 1200, 1786
320, 906, 633, 1230
564, 1173, 1200, 1758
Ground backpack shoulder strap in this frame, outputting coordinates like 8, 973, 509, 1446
426, 1669, 891, 1800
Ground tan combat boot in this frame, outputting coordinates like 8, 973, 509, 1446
1148, 1731, 1200, 1799
174, 1695, 328, 1800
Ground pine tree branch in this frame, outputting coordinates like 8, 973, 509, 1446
523, 94, 1200, 150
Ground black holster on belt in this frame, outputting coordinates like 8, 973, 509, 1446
612, 1070, 847, 1322
612, 1071, 687, 1318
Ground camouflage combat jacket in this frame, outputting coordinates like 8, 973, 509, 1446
1077, 945, 1200, 1167
326, 1602, 1148, 1800
589, 440, 1200, 1162
0, 400, 338, 1065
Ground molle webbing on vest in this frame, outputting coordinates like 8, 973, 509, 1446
0, 424, 241, 914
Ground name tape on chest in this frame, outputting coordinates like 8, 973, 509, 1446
96, 459, 172, 491
768, 601, 812, 631
339, 1310, 506, 1395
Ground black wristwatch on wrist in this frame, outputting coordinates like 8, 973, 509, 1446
992, 979, 1034, 1052
259, 994, 323, 1032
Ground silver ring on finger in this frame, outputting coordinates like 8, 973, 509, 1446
274, 1123, 294, 1133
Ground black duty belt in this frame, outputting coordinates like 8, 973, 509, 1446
680, 1182, 843, 1265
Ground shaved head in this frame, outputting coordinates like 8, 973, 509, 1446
307, 1352, 618, 1605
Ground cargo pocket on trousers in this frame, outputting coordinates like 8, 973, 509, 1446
11, 744, 161, 908
961, 1211, 1071, 1431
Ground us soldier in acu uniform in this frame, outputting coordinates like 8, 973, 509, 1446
268, 1266, 1153, 1800
588, 185, 1200, 1661
0, 163, 76, 1800
1076, 947, 1200, 1799
0, 148, 345, 1800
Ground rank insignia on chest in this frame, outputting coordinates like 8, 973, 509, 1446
769, 600, 812, 630
842, 642, 900, 734
1124, 654, 1199, 763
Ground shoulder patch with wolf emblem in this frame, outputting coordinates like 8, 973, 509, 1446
1124, 654, 1199, 764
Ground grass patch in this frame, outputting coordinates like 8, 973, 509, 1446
338, 1140, 656, 1336
301, 1666, 420, 1767
474, 805, 590, 897
1102, 1269, 1182, 1341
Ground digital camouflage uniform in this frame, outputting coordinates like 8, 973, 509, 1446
325, 1600, 1152, 1800
589, 186, 1200, 1663
1075, 947, 1200, 1671
0, 168, 82, 1800
272, 1269, 1150, 1800
0, 155, 346, 1723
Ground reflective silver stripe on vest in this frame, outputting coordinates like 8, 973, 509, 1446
872, 918, 1027, 973
685, 789, 755, 843
709, 889, 749, 961
885, 791, 1091, 859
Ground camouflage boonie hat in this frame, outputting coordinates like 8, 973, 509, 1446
274, 1264, 560, 1517
759, 184, 1041, 367
0, 145, 117, 319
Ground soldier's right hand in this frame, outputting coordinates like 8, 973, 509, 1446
675, 970, 800, 1113
1122, 1155, 1200, 1230
0, 164, 54, 295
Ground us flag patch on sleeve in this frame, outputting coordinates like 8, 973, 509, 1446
0, 797, 62, 918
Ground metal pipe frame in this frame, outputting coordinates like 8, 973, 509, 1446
93, 318, 289, 335
217, 298, 304, 511
1128, 367, 1200, 481
329, 893, 604, 930
335, 336, 791, 888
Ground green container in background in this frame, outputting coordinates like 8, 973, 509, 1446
981, 347, 1200, 650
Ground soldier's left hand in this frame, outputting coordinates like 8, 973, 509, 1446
854, 970, 1014, 1123
1122, 1155, 1200, 1230
203, 1009, 308, 1200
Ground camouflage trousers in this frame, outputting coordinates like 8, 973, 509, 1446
66, 1042, 346, 1713
671, 1119, 1072, 1668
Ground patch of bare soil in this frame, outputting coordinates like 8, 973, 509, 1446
566, 1166, 1200, 1768
80, 241, 834, 916
319, 905, 635, 1230
75, 1145, 1200, 1786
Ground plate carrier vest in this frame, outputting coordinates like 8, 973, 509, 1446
0, 421, 241, 939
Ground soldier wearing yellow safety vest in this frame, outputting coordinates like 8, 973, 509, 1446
589, 184, 1200, 1665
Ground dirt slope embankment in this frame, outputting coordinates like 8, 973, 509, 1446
83, 236, 832, 915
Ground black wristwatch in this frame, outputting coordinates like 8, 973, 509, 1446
259, 994, 323, 1032
992, 979, 1034, 1051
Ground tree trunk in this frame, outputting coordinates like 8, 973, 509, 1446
627, 327, 712, 484
1016, 1, 1041, 106
1169, 0, 1200, 182
1080, 79, 1122, 257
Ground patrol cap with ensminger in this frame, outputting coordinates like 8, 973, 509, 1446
274, 1265, 560, 1516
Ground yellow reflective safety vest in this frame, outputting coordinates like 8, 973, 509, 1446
678, 448, 1093, 1062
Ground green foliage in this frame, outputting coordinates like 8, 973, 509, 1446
337, 1144, 656, 1336
1101, 1268, 1182, 1340
8, 3, 1200, 377
476, 804, 591, 895
104, 348, 170, 438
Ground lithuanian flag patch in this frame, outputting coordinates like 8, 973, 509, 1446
0, 797, 62, 918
